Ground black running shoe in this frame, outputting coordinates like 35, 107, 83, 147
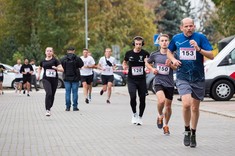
73, 108, 79, 111
85, 98, 89, 104
65, 107, 70, 111
27, 94, 30, 97
184, 131, 191, 146
157, 117, 163, 129
23, 90, 25, 94
100, 90, 104, 95
190, 134, 197, 148
106, 100, 110, 104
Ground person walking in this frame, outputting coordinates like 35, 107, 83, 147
145, 34, 177, 135
80, 48, 96, 104
60, 46, 84, 111
20, 58, 33, 97
30, 59, 39, 91
37, 47, 64, 116
122, 36, 150, 125
13, 59, 23, 94
97, 48, 116, 104
167, 17, 214, 147
0, 63, 6, 95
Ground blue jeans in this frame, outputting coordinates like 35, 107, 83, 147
64, 81, 80, 108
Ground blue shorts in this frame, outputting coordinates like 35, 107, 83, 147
176, 79, 205, 101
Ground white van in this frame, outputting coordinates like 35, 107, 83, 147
204, 37, 235, 101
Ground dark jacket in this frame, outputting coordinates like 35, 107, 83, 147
61, 53, 84, 82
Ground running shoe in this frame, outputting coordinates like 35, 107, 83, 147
23, 90, 25, 94
89, 94, 91, 101
100, 90, 104, 95
106, 100, 110, 104
131, 113, 138, 124
190, 134, 197, 148
157, 117, 163, 129
65, 107, 70, 111
45, 110, 51, 116
163, 126, 170, 135
27, 94, 30, 97
137, 116, 143, 126
183, 131, 191, 146
85, 98, 89, 104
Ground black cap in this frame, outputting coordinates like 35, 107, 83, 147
67, 46, 75, 51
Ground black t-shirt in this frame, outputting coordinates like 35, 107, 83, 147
40, 57, 60, 79
20, 64, 33, 78
124, 49, 150, 79
0, 64, 6, 78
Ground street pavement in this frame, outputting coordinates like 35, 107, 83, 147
0, 86, 234, 156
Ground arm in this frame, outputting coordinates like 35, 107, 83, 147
189, 40, 214, 60
167, 49, 181, 67
52, 64, 64, 72
37, 66, 42, 80
145, 60, 157, 75
122, 60, 128, 70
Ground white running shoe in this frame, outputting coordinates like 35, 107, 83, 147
45, 110, 51, 116
131, 113, 138, 124
137, 116, 143, 126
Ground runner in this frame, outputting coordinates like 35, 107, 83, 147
20, 58, 33, 97
167, 17, 214, 147
13, 59, 23, 94
97, 48, 116, 104
0, 63, 6, 95
80, 48, 96, 104
30, 59, 39, 91
122, 36, 150, 125
37, 47, 64, 116
145, 34, 177, 135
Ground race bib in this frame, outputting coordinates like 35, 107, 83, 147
45, 69, 56, 77
131, 66, 143, 76
0, 73, 2, 76
179, 48, 196, 60
24, 68, 30, 73
156, 63, 170, 75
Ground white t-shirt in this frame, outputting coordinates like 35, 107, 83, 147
80, 56, 95, 76
98, 56, 116, 75
13, 64, 23, 78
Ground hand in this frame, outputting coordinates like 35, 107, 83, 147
189, 40, 200, 51
52, 66, 57, 70
123, 65, 128, 70
165, 59, 172, 67
152, 68, 158, 75
173, 59, 181, 67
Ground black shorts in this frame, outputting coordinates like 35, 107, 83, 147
101, 75, 114, 85
15, 78, 23, 83
23, 76, 31, 84
81, 75, 93, 85
153, 84, 174, 100
0, 76, 3, 82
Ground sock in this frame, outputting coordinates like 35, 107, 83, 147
185, 126, 190, 131
191, 129, 196, 135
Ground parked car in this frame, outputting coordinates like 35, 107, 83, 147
204, 36, 235, 101
1, 63, 15, 88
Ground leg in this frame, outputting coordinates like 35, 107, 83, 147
156, 91, 165, 117
191, 98, 200, 130
164, 99, 172, 125
42, 79, 53, 111
138, 80, 146, 117
107, 82, 112, 100
50, 79, 58, 109
72, 82, 79, 109
182, 94, 192, 128
64, 81, 72, 109
128, 80, 137, 114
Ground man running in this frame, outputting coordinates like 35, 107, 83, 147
13, 59, 23, 94
97, 48, 116, 104
20, 58, 33, 97
167, 17, 214, 147
80, 48, 96, 104
145, 34, 177, 135
122, 36, 149, 125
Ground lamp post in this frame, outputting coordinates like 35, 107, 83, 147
85, 0, 88, 49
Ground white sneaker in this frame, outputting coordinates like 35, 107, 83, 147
131, 113, 138, 124
137, 116, 143, 126
45, 110, 51, 116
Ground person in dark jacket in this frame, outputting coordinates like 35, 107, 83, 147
60, 47, 84, 111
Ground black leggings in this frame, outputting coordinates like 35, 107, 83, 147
127, 78, 146, 117
42, 78, 58, 110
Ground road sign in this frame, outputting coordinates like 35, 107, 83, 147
153, 34, 159, 46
